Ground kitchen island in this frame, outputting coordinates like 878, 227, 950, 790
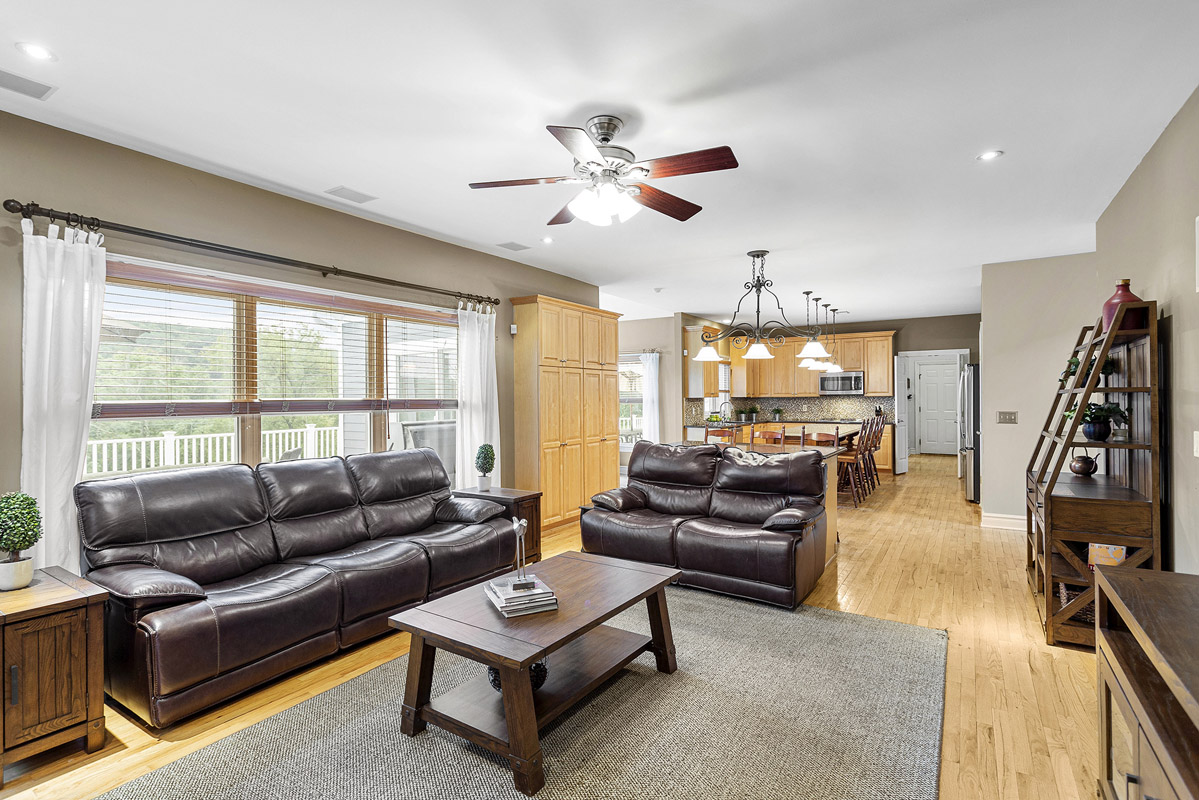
667, 441, 844, 566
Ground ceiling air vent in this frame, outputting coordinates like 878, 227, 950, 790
324, 186, 378, 204
0, 69, 56, 100
496, 242, 532, 252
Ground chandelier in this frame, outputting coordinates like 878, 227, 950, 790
692, 250, 840, 364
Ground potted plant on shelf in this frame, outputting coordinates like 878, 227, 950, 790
0, 492, 41, 591
475, 444, 495, 491
771, 407, 783, 422
747, 405, 759, 422
1064, 402, 1130, 442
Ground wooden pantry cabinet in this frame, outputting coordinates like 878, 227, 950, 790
513, 296, 621, 528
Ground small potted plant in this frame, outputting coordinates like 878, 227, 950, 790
0, 492, 42, 591
475, 444, 495, 491
1065, 402, 1130, 442
771, 407, 783, 422
747, 405, 759, 422
737, 409, 747, 422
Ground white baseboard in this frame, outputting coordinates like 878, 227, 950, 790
980, 512, 1025, 530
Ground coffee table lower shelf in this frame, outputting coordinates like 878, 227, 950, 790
421, 624, 652, 754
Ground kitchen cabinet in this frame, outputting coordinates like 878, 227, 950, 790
795, 352, 821, 397
513, 296, 621, 529
864, 335, 894, 396
684, 325, 720, 398
834, 337, 864, 372
770, 340, 796, 396
875, 424, 894, 471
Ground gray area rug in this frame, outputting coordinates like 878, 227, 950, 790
99, 588, 947, 800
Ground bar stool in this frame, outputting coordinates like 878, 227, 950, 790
705, 425, 735, 444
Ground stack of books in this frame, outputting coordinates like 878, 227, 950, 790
484, 576, 558, 618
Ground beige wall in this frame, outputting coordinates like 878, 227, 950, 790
981, 83, 1199, 574
835, 313, 981, 361
0, 111, 599, 489
617, 317, 682, 450
980, 253, 1100, 523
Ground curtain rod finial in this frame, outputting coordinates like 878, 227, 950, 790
3, 199, 27, 215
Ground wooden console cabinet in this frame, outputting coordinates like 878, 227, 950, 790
1096, 567, 1198, 800
454, 487, 543, 564
0, 567, 106, 786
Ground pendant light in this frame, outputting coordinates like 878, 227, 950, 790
824, 306, 845, 373
796, 292, 831, 359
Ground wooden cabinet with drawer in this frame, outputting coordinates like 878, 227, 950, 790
0, 567, 106, 786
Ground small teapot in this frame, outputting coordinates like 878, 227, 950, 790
1069, 453, 1098, 477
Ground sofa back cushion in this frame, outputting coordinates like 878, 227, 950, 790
256, 457, 369, 559
345, 448, 452, 538
709, 448, 826, 524
75, 464, 277, 585
626, 441, 720, 516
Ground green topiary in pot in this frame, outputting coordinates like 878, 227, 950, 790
475, 444, 496, 491
0, 492, 41, 591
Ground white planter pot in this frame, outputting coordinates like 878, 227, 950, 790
477, 475, 492, 492
0, 557, 34, 591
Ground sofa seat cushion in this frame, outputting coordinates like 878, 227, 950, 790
580, 508, 698, 567
138, 563, 339, 696
286, 539, 429, 624
400, 520, 515, 594
676, 518, 800, 588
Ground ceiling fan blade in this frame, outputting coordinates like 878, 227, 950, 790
469, 176, 577, 189
637, 146, 739, 179
547, 126, 608, 168
627, 183, 702, 221
548, 201, 575, 225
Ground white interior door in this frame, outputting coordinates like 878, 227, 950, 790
894, 355, 909, 474
916, 362, 961, 454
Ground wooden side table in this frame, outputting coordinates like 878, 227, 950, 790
0, 566, 107, 786
454, 487, 543, 563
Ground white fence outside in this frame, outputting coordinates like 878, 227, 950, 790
85, 425, 341, 477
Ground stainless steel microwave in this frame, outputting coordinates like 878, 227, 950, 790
819, 371, 864, 395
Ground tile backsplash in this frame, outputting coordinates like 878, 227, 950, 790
684, 396, 895, 426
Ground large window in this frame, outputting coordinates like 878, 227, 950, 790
618, 356, 645, 448
85, 260, 458, 477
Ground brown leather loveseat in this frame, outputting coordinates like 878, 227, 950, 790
74, 448, 513, 728
580, 441, 827, 608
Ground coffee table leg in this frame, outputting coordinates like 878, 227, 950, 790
499, 665, 545, 796
401, 634, 436, 736
646, 587, 677, 674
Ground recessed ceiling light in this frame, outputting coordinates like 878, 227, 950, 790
976, 150, 1004, 161
15, 42, 57, 62
540, 236, 553, 245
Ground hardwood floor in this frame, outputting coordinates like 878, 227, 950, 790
0, 455, 1096, 799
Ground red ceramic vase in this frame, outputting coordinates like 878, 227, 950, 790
1101, 279, 1148, 332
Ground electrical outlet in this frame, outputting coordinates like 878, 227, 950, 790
997, 411, 1018, 424
802, 404, 810, 413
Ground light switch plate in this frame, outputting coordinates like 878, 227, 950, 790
997, 411, 1018, 424
509, 324, 517, 335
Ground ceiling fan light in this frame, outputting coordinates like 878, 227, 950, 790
744, 341, 774, 359
692, 345, 721, 362
568, 183, 640, 226
797, 338, 831, 359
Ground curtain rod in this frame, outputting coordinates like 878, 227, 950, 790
3, 199, 501, 306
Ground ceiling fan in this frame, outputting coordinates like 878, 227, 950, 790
468, 115, 738, 226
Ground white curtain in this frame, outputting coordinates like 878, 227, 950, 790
20, 219, 107, 572
455, 302, 501, 489
638, 352, 660, 443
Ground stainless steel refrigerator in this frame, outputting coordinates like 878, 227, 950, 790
958, 363, 981, 503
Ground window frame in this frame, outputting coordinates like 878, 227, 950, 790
91, 259, 458, 468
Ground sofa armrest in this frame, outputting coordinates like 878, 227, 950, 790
437, 495, 505, 524
86, 565, 206, 610
762, 504, 825, 533
591, 486, 647, 513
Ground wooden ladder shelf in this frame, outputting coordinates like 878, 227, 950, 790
1025, 301, 1162, 647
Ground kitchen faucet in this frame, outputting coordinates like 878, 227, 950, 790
718, 401, 735, 422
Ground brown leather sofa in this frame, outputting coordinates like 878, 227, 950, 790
580, 441, 827, 608
74, 448, 514, 728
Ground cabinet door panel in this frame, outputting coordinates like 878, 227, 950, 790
539, 304, 563, 366
539, 367, 561, 444
772, 341, 796, 396
583, 439, 605, 505
600, 316, 619, 369
539, 446, 563, 526
601, 438, 620, 491
561, 442, 584, 517
796, 356, 821, 396
561, 307, 584, 368
583, 370, 603, 440
602, 371, 620, 440
4, 609, 87, 747
836, 338, 864, 372
560, 368, 583, 443
582, 312, 603, 370
865, 336, 893, 395
876, 426, 893, 470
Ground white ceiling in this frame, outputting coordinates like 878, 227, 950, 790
4, 2, 1199, 322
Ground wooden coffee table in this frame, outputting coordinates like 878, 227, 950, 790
388, 551, 681, 795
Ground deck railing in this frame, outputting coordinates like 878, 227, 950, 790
84, 424, 340, 477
